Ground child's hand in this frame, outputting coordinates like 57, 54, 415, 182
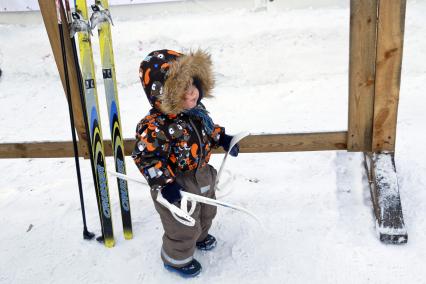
228, 143, 240, 157
161, 182, 183, 204
219, 134, 240, 157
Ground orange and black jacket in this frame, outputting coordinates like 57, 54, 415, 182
132, 108, 224, 189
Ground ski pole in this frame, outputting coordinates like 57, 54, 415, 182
55, 0, 94, 240
215, 131, 250, 198
109, 171, 261, 227
65, 0, 99, 241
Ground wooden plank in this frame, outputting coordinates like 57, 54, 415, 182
0, 132, 348, 159
372, 0, 407, 152
0, 141, 84, 159
38, 0, 89, 157
229, 132, 347, 153
364, 152, 407, 244
347, 0, 378, 152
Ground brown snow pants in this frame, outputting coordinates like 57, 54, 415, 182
150, 164, 217, 267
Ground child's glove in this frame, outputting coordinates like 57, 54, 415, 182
219, 134, 240, 157
161, 181, 183, 204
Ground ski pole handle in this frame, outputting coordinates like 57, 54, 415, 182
110, 170, 196, 226
156, 193, 196, 227
216, 131, 250, 190
181, 195, 197, 216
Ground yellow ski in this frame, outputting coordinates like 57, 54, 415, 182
90, 0, 133, 240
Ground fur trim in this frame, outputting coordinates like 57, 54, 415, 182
159, 49, 214, 115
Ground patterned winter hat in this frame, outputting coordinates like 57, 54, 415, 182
139, 49, 214, 115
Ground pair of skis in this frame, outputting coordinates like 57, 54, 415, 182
53, 0, 132, 247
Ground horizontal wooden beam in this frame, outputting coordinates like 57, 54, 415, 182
0, 141, 79, 159
234, 132, 347, 153
0, 132, 348, 159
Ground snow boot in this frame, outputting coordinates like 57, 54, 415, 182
196, 234, 217, 251
164, 259, 202, 278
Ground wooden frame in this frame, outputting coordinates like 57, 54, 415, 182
1, 0, 408, 244
348, 0, 407, 244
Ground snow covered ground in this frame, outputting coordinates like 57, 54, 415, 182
1, 0, 426, 283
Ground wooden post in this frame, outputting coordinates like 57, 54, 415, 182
347, 0, 378, 152
365, 0, 407, 244
39, 0, 89, 157
372, 0, 407, 152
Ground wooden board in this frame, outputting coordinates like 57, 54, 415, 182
0, 132, 348, 159
372, 0, 407, 152
0, 141, 85, 159
229, 132, 347, 153
364, 152, 407, 244
347, 0, 377, 152
38, 0, 89, 156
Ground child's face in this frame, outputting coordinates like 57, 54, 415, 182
183, 83, 199, 110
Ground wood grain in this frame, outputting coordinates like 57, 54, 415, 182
372, 0, 407, 151
347, 0, 378, 152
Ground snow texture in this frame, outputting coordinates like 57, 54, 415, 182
373, 153, 399, 210
371, 153, 407, 239
1, 0, 426, 283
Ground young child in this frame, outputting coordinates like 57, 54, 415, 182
132, 49, 239, 277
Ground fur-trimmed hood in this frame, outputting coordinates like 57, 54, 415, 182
139, 49, 215, 115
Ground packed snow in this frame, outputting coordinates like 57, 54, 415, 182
1, 0, 426, 283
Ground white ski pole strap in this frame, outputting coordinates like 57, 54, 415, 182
156, 193, 196, 227
181, 194, 197, 216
